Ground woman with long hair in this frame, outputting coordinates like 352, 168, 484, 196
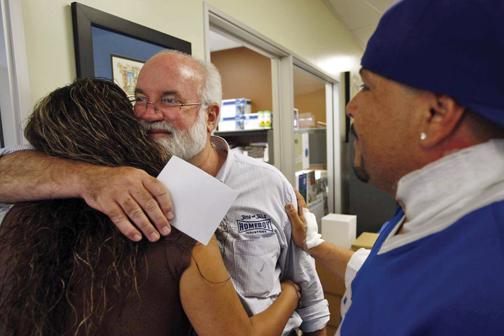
0, 78, 300, 336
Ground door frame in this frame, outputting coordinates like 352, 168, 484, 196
203, 3, 342, 212
0, 0, 31, 146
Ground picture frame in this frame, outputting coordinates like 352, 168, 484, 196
0, 110, 4, 147
111, 54, 144, 96
344, 71, 351, 143
71, 2, 191, 82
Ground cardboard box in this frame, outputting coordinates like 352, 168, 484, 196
316, 262, 344, 330
325, 292, 343, 328
220, 98, 251, 119
351, 232, 379, 251
218, 117, 239, 131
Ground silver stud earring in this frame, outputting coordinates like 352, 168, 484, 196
420, 132, 427, 141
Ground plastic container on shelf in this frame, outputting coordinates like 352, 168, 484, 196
298, 112, 315, 128
293, 108, 300, 128
258, 111, 272, 129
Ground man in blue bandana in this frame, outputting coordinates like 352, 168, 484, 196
287, 0, 504, 334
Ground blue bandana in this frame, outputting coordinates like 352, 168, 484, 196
362, 0, 504, 128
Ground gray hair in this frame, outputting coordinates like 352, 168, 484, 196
200, 61, 222, 107
152, 50, 222, 106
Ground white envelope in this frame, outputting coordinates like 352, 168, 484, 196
157, 156, 238, 245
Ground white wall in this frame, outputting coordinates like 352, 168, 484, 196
207, 0, 362, 77
20, 0, 362, 107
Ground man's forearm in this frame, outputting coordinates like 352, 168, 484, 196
0, 150, 85, 202
0, 150, 175, 242
308, 242, 354, 281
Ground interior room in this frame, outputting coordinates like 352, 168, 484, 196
3, 0, 460, 334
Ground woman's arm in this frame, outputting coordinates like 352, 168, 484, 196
180, 236, 300, 336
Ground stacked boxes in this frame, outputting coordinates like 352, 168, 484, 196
218, 98, 271, 131
219, 98, 251, 131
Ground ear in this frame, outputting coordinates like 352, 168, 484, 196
419, 94, 465, 148
205, 104, 220, 133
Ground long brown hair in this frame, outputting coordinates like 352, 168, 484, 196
0, 78, 169, 336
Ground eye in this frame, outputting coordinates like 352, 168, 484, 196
134, 96, 149, 103
160, 96, 179, 105
358, 83, 370, 92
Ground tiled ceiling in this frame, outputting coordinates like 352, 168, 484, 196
325, 0, 396, 49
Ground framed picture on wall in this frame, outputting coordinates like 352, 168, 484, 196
344, 71, 351, 142
0, 110, 4, 148
71, 2, 191, 92
111, 55, 144, 96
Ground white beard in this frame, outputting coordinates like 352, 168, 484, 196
140, 108, 208, 160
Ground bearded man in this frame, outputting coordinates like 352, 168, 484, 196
0, 51, 329, 335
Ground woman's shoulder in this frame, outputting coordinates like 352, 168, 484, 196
162, 229, 197, 251
142, 229, 197, 277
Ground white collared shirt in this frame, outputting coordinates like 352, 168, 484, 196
212, 136, 330, 334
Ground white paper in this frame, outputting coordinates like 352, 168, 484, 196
157, 156, 238, 245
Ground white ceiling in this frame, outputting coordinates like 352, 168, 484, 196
210, 0, 396, 53
325, 0, 396, 49
208, 0, 397, 84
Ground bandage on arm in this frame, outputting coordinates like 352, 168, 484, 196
303, 208, 324, 250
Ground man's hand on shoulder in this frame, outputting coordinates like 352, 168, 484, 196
285, 190, 308, 250
79, 165, 173, 242
286, 190, 325, 251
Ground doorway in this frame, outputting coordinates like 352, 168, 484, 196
204, 4, 342, 213
0, 0, 30, 147
209, 29, 275, 165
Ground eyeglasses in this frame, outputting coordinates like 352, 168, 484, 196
129, 95, 204, 113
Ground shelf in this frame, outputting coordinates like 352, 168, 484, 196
215, 129, 271, 137
294, 127, 326, 134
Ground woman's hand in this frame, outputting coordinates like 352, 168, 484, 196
281, 280, 301, 303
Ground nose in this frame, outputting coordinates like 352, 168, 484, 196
134, 103, 164, 122
346, 95, 357, 118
